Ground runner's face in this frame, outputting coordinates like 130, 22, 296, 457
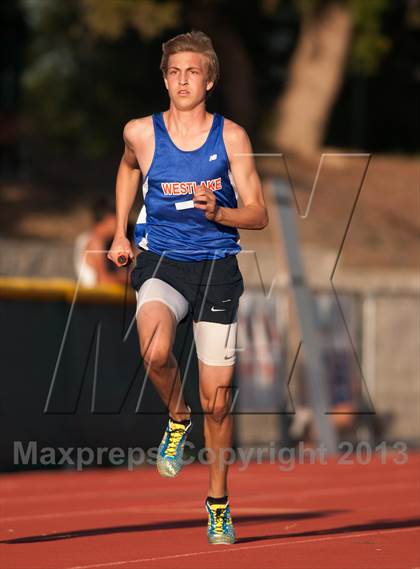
164, 52, 214, 109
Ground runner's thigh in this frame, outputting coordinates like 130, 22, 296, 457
136, 278, 188, 360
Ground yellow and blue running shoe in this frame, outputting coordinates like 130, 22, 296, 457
156, 414, 192, 478
206, 498, 236, 545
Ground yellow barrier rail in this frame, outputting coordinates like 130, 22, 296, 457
0, 277, 136, 304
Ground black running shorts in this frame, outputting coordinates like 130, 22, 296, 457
130, 249, 244, 324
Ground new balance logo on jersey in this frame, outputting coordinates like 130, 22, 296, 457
209, 154, 218, 161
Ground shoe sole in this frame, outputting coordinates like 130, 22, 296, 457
208, 537, 236, 545
156, 459, 179, 478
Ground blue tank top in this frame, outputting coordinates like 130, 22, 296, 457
134, 112, 241, 261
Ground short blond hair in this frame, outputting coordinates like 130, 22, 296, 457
160, 30, 219, 90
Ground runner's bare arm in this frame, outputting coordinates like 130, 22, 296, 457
115, 121, 141, 237
193, 122, 268, 230
108, 120, 141, 265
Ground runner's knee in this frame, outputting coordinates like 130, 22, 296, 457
202, 396, 231, 423
136, 299, 176, 367
141, 341, 171, 371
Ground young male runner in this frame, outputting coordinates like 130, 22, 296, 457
108, 30, 268, 545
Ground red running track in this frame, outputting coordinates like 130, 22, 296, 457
1, 452, 419, 569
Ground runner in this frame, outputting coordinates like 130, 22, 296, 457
108, 30, 268, 545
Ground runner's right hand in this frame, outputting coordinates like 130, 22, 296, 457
107, 235, 134, 267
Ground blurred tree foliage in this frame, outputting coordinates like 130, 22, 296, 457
21, 0, 183, 157
289, 0, 392, 73
80, 0, 180, 40
347, 0, 392, 72
270, 0, 392, 156
19, 0, 407, 156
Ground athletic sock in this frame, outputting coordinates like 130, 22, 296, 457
206, 495, 228, 505
169, 415, 190, 427
169, 405, 191, 426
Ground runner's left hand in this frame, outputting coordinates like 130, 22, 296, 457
193, 188, 221, 222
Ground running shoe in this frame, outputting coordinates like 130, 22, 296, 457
156, 414, 192, 477
206, 499, 236, 544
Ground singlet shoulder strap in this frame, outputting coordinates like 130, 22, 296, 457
202, 113, 222, 148
212, 113, 229, 159
152, 112, 166, 138
213, 112, 223, 128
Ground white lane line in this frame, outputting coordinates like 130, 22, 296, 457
0, 506, 304, 524
2, 482, 418, 523
243, 480, 420, 504
64, 526, 420, 569
2, 457, 419, 500
2, 464, 418, 503
0, 484, 204, 504
2, 506, 155, 523
1, 468, 418, 504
